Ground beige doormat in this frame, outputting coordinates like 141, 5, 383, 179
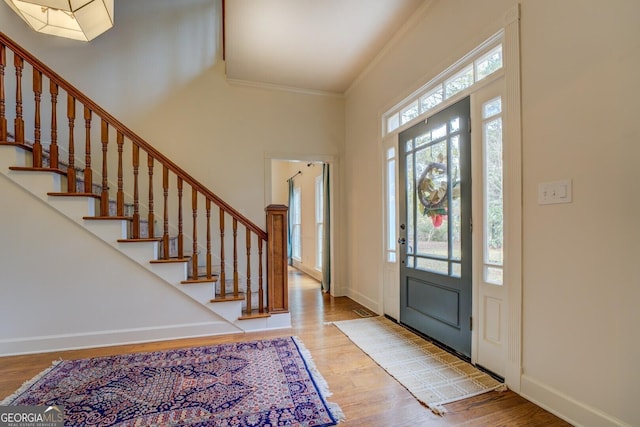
332, 316, 505, 415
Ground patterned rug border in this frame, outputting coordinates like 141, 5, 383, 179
1, 360, 62, 405
290, 337, 345, 424
331, 317, 506, 415
2, 336, 345, 426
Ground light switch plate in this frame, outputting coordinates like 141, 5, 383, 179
538, 179, 572, 205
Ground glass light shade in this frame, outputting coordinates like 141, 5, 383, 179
4, 0, 114, 41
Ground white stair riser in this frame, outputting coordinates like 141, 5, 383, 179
0, 145, 32, 169
83, 219, 129, 242
179, 282, 216, 303
208, 301, 243, 323
7, 170, 63, 196
48, 196, 97, 219
150, 262, 188, 285
117, 241, 159, 265
233, 312, 292, 332
265, 313, 292, 330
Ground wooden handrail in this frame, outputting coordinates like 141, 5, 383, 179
0, 32, 266, 240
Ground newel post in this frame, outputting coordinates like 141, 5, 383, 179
265, 204, 289, 313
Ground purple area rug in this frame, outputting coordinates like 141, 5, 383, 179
1, 337, 343, 426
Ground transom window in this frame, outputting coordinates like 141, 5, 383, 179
384, 32, 503, 135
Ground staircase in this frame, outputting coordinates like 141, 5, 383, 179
0, 32, 290, 353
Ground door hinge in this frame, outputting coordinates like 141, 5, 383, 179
470, 216, 473, 233
470, 316, 473, 331
468, 117, 472, 133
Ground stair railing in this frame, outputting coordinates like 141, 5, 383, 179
0, 32, 288, 317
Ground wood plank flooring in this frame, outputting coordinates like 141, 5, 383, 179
0, 269, 571, 426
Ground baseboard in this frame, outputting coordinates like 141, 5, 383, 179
520, 374, 632, 427
0, 321, 240, 357
290, 262, 322, 282
345, 288, 380, 314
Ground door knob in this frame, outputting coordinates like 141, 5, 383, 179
398, 238, 406, 244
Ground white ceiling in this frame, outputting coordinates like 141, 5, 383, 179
224, 0, 425, 94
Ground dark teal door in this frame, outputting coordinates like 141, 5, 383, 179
398, 97, 472, 357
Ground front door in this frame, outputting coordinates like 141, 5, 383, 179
399, 97, 472, 357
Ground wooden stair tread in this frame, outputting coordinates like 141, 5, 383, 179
181, 277, 218, 284
0, 142, 32, 151
117, 237, 162, 243
149, 257, 190, 263
48, 192, 100, 199
210, 294, 244, 303
9, 166, 67, 175
238, 310, 271, 320
84, 216, 131, 221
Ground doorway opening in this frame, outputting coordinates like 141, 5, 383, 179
265, 155, 335, 296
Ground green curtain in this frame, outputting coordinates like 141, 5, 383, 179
287, 177, 294, 265
321, 164, 331, 292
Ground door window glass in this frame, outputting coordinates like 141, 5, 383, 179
404, 112, 466, 277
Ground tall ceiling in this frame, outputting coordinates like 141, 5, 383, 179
224, 0, 425, 94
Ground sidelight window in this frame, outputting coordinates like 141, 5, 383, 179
482, 97, 503, 285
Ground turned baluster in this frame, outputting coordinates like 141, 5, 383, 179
66, 95, 76, 192
245, 228, 252, 315
191, 188, 198, 280
100, 120, 109, 215
233, 218, 238, 296
206, 199, 212, 279
219, 208, 226, 297
83, 107, 93, 193
32, 69, 42, 167
132, 144, 140, 238
177, 177, 184, 258
49, 81, 59, 169
13, 54, 24, 143
162, 166, 169, 259
258, 237, 264, 313
116, 131, 124, 216
0, 43, 6, 141
147, 154, 155, 238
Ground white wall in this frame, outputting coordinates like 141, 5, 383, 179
344, 0, 639, 425
0, 173, 239, 355
271, 160, 292, 205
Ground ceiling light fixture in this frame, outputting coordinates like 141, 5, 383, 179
4, 0, 114, 42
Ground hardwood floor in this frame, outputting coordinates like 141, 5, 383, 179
0, 269, 571, 426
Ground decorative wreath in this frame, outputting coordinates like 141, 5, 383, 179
417, 162, 448, 211
417, 162, 457, 228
